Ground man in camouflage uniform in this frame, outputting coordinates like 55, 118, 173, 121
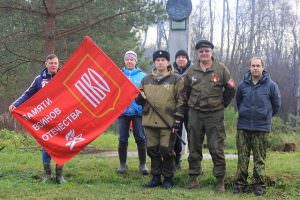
184, 40, 236, 192
136, 50, 185, 189
234, 57, 281, 196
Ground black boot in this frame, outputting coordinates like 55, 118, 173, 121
233, 184, 247, 194
144, 175, 162, 188
162, 176, 173, 189
253, 184, 265, 196
117, 144, 128, 173
42, 162, 51, 183
55, 164, 66, 184
137, 144, 149, 175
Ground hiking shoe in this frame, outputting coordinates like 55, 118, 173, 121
215, 176, 225, 192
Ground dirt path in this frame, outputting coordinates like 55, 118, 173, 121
98, 151, 238, 160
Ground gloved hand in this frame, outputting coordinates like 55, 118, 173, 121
135, 90, 146, 106
172, 118, 182, 133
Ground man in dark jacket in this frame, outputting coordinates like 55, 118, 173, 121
9, 54, 66, 184
233, 57, 281, 196
173, 49, 191, 170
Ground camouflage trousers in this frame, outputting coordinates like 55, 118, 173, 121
187, 109, 226, 177
144, 127, 176, 178
236, 129, 269, 187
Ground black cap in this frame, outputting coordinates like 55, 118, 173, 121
195, 40, 214, 49
153, 50, 170, 61
175, 50, 189, 60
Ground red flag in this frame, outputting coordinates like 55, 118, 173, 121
12, 36, 140, 165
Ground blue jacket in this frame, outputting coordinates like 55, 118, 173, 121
121, 67, 146, 116
13, 68, 55, 107
236, 70, 281, 132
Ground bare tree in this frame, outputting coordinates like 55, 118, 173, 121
209, 0, 214, 43
225, 0, 230, 64
230, 0, 239, 66
220, 0, 226, 59
247, 0, 256, 59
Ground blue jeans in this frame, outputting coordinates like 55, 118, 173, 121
118, 116, 146, 146
41, 148, 51, 163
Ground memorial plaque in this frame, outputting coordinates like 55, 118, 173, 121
166, 0, 192, 21
171, 20, 186, 30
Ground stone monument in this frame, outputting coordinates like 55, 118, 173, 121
166, 0, 192, 63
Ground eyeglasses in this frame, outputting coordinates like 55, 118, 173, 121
198, 50, 211, 54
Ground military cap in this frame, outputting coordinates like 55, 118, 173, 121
153, 50, 170, 61
195, 40, 214, 49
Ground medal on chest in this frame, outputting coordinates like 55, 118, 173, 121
210, 73, 220, 83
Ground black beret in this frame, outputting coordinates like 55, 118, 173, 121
153, 50, 170, 61
195, 40, 214, 49
175, 49, 189, 60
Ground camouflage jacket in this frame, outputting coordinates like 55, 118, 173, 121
138, 66, 185, 128
184, 60, 236, 112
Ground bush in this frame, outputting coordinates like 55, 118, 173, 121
0, 129, 36, 150
223, 109, 300, 152
267, 133, 284, 151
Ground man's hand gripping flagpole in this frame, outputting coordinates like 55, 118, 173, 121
140, 91, 186, 145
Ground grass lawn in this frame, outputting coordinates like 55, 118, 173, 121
0, 143, 300, 199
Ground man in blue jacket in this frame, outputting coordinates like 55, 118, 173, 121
9, 54, 66, 184
234, 57, 281, 196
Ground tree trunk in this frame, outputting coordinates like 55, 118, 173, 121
220, 0, 225, 58
230, 0, 239, 66
225, 0, 230, 64
44, 0, 57, 56
248, 0, 256, 58
209, 0, 214, 43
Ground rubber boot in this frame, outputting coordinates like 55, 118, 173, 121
162, 176, 173, 189
55, 164, 66, 184
215, 176, 225, 192
184, 175, 200, 189
42, 162, 51, 183
144, 175, 162, 188
117, 144, 128, 173
137, 144, 149, 175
